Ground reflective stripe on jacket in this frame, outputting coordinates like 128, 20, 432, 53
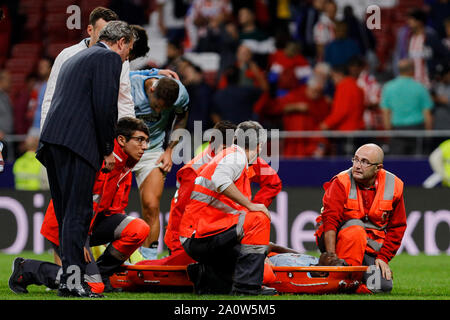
315, 168, 404, 252
179, 145, 251, 239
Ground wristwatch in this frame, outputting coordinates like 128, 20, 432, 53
0, 141, 3, 152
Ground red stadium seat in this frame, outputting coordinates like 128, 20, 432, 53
11, 43, 42, 59
45, 12, 82, 42
45, 0, 80, 14
5, 58, 37, 73
46, 42, 77, 59
19, 0, 44, 15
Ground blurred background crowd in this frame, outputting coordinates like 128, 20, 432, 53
0, 0, 449, 168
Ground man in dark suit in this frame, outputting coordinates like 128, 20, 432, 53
37, 21, 136, 298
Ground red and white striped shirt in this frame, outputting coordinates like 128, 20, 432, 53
408, 33, 430, 88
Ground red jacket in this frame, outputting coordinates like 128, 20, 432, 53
165, 146, 282, 252
323, 77, 365, 130
317, 169, 407, 263
40, 140, 137, 246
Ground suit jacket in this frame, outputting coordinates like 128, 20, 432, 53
39, 42, 122, 170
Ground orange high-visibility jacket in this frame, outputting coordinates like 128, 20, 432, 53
316, 168, 406, 257
179, 145, 251, 239
40, 140, 136, 246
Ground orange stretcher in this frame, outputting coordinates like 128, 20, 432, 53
109, 265, 369, 294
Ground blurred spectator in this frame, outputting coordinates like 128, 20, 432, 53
185, 0, 233, 51
12, 74, 38, 140
211, 65, 263, 125
156, 0, 188, 43
29, 57, 54, 138
218, 44, 269, 91
0, 69, 13, 141
432, 63, 450, 130
342, 5, 377, 70
179, 61, 214, 132
406, 9, 449, 88
0, 3, 11, 64
324, 20, 361, 68
163, 39, 185, 73
0, 140, 4, 173
392, 22, 411, 77
380, 59, 434, 155
319, 64, 365, 131
427, 0, 450, 39
216, 22, 240, 82
267, 0, 294, 36
295, 0, 326, 60
12, 136, 48, 190
319, 64, 365, 155
342, 5, 376, 56
237, 6, 273, 69
312, 61, 334, 102
349, 56, 384, 131
426, 139, 450, 188
110, 0, 149, 25
0, 1, 25, 46
268, 41, 312, 97
238, 6, 268, 42
443, 17, 450, 50
274, 76, 330, 158
313, 0, 337, 61
129, 25, 151, 62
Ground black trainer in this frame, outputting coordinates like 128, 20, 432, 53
232, 285, 278, 296
102, 276, 123, 293
9, 257, 29, 294
186, 263, 203, 294
57, 280, 104, 298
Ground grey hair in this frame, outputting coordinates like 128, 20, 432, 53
98, 20, 136, 44
307, 76, 324, 89
234, 120, 267, 150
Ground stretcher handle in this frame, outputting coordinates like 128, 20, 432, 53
271, 266, 368, 272
122, 265, 188, 271
121, 265, 368, 272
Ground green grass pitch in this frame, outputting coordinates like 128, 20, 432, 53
0, 251, 448, 300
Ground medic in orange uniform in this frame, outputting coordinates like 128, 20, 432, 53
9, 118, 151, 297
141, 121, 281, 268
178, 121, 278, 295
315, 143, 407, 293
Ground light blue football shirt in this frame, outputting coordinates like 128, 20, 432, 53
380, 76, 433, 127
130, 70, 190, 152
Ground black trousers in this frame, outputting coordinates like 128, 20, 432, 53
182, 226, 266, 294
21, 213, 131, 289
37, 143, 96, 283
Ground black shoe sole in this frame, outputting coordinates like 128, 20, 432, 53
9, 257, 28, 294
57, 285, 104, 298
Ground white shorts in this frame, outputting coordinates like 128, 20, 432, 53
132, 150, 165, 188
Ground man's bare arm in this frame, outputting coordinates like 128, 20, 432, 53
222, 183, 270, 219
324, 230, 336, 253
167, 111, 189, 150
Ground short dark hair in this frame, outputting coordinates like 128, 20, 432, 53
116, 117, 149, 139
331, 63, 349, 75
408, 9, 427, 25
129, 25, 150, 61
210, 120, 237, 146
234, 121, 266, 150
214, 120, 237, 135
154, 77, 180, 107
224, 65, 240, 85
89, 7, 119, 26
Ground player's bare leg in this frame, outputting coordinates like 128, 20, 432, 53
139, 167, 165, 259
